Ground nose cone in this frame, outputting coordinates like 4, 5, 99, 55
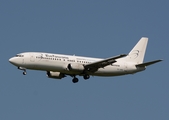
9, 57, 14, 64
9, 57, 19, 66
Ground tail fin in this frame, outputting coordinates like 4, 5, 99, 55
125, 37, 148, 64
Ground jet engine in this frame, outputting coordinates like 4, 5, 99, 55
67, 63, 84, 72
47, 71, 65, 79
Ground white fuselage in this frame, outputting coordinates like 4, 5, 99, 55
9, 38, 162, 83
9, 52, 145, 77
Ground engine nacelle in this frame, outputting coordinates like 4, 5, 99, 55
47, 71, 65, 79
67, 63, 84, 72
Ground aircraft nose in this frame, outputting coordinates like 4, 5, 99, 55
9, 57, 15, 64
9, 57, 20, 66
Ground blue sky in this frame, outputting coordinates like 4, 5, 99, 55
0, 1, 168, 120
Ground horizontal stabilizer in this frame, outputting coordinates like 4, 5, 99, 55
136, 59, 163, 67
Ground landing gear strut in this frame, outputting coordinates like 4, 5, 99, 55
18, 67, 27, 75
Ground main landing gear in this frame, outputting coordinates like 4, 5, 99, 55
83, 74, 90, 80
72, 74, 90, 83
18, 67, 27, 75
72, 77, 79, 83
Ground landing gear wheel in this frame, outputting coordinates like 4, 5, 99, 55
83, 75, 90, 80
18, 67, 27, 75
72, 78, 79, 83
23, 71, 26, 75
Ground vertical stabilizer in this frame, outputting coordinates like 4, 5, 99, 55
126, 37, 148, 64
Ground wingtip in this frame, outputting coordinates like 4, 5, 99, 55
141, 37, 148, 39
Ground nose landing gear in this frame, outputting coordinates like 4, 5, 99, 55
23, 71, 27, 75
18, 67, 27, 75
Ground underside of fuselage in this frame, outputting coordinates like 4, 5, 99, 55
20, 62, 140, 77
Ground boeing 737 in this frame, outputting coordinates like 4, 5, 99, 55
9, 37, 162, 83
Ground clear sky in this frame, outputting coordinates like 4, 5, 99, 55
0, 1, 168, 120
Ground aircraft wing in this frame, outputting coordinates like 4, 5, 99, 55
136, 59, 163, 67
84, 54, 127, 72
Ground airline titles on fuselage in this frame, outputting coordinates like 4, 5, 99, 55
36, 53, 94, 64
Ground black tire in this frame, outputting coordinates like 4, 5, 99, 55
72, 78, 79, 83
83, 75, 90, 80
23, 71, 26, 75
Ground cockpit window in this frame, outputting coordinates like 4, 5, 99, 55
15, 54, 24, 57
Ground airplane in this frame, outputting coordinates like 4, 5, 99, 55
9, 37, 162, 83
